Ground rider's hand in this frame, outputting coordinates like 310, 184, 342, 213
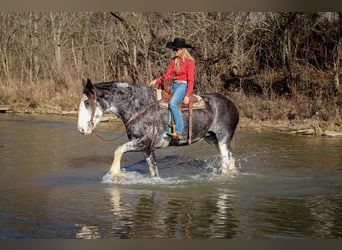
183, 96, 190, 105
149, 79, 157, 87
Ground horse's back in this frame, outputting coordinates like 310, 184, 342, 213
201, 93, 239, 116
201, 93, 239, 132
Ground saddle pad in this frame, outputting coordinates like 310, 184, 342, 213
156, 89, 206, 110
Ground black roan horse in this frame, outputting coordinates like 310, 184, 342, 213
77, 79, 239, 178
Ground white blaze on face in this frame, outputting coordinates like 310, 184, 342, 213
78, 94, 92, 135
77, 94, 104, 135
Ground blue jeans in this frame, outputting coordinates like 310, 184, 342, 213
169, 82, 187, 133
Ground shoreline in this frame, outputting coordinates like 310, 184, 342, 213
1, 107, 342, 137
238, 117, 342, 137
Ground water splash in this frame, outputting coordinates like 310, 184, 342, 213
101, 170, 188, 185
101, 154, 239, 186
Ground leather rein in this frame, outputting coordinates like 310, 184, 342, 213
87, 90, 160, 142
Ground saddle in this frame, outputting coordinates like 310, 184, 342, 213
155, 83, 206, 144
155, 87, 206, 110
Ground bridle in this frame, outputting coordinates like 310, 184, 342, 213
87, 93, 97, 129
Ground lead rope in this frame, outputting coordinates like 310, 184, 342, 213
92, 92, 161, 142
92, 121, 126, 142
90, 92, 127, 142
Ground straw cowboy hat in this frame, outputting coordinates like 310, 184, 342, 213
166, 37, 195, 49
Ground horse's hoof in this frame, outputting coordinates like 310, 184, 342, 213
220, 165, 238, 176
221, 168, 238, 176
161, 139, 170, 148
102, 170, 125, 183
111, 174, 126, 182
229, 158, 236, 170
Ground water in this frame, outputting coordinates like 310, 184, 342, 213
1, 114, 342, 239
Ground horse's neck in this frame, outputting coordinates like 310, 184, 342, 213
99, 82, 154, 123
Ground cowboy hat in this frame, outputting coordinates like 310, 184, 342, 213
166, 37, 195, 49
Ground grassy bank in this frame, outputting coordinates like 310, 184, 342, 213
0, 79, 81, 114
230, 91, 342, 133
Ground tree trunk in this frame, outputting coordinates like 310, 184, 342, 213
30, 12, 39, 84
335, 12, 342, 92
50, 13, 65, 86
231, 13, 245, 76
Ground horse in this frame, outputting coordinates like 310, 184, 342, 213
77, 78, 239, 178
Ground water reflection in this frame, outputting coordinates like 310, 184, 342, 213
76, 225, 101, 239
305, 196, 342, 238
101, 185, 241, 239
99, 180, 342, 239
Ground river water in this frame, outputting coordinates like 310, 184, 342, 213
1, 114, 342, 239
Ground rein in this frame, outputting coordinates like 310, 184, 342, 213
92, 122, 127, 141
89, 91, 161, 142
125, 100, 161, 127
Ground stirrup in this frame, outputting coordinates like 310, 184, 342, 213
166, 132, 184, 140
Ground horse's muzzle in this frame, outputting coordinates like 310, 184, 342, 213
78, 127, 85, 135
78, 126, 92, 135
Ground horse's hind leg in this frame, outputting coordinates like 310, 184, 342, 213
218, 139, 236, 175
144, 150, 159, 177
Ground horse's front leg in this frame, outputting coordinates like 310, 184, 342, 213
108, 143, 127, 177
143, 150, 159, 177
108, 137, 150, 177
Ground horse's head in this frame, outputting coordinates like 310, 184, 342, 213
77, 78, 104, 135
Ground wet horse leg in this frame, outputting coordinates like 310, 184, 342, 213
218, 138, 236, 175
144, 150, 159, 177
108, 138, 149, 177
108, 144, 127, 176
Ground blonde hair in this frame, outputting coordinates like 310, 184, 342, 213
174, 48, 194, 72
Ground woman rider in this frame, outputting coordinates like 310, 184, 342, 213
149, 37, 195, 140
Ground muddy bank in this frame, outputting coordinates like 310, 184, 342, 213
1, 105, 341, 137
239, 117, 342, 137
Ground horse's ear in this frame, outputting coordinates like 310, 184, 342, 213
82, 78, 87, 89
86, 78, 92, 86
82, 78, 94, 94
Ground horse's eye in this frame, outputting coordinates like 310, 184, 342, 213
84, 100, 90, 106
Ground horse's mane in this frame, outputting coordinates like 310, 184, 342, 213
93, 81, 154, 106
94, 81, 149, 93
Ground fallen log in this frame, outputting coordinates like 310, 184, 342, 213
0, 105, 13, 113
295, 128, 315, 135
322, 130, 342, 137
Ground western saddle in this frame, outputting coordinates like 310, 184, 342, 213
156, 83, 205, 144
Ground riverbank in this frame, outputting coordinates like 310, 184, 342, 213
1, 105, 342, 137
239, 117, 342, 137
